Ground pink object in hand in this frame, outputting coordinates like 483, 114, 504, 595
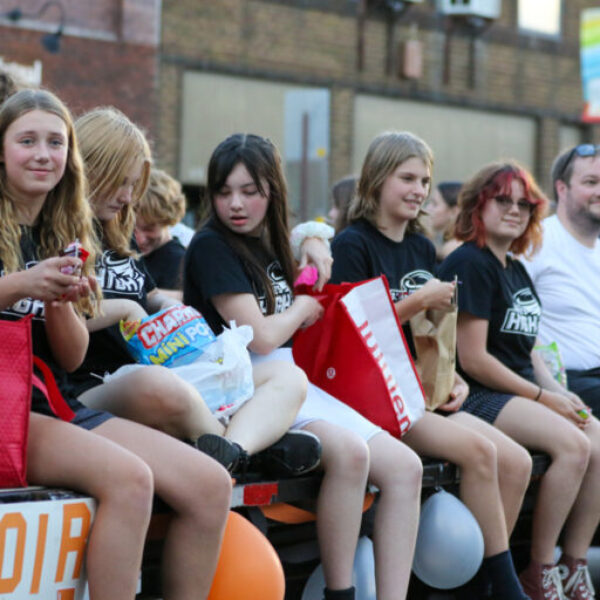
294, 266, 319, 287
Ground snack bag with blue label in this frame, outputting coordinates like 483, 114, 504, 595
120, 305, 216, 367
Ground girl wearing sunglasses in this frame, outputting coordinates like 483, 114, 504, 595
439, 161, 600, 600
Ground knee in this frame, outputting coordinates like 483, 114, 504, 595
183, 458, 232, 530
555, 430, 591, 472
507, 446, 533, 484
384, 446, 423, 497
103, 457, 154, 519
324, 433, 370, 482
268, 363, 309, 411
142, 367, 196, 419
460, 435, 498, 480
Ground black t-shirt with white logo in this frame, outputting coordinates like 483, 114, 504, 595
68, 245, 156, 395
438, 241, 540, 387
1, 226, 93, 415
183, 223, 293, 341
330, 219, 436, 356
144, 238, 185, 290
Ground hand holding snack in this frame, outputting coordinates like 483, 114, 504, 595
59, 239, 89, 276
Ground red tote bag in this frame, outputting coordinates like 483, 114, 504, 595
292, 276, 426, 438
0, 316, 75, 488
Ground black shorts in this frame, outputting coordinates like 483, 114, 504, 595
459, 388, 514, 424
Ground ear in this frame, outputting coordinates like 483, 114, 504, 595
555, 178, 568, 201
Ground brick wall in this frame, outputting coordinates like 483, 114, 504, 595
158, 0, 600, 187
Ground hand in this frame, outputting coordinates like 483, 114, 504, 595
418, 278, 456, 311
539, 390, 589, 429
26, 257, 83, 303
295, 294, 324, 328
298, 237, 333, 292
437, 372, 469, 412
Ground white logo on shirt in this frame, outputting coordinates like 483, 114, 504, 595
257, 261, 293, 314
500, 288, 540, 336
2, 261, 45, 319
97, 251, 145, 298
390, 269, 433, 302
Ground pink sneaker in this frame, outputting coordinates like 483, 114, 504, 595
558, 556, 595, 600
520, 562, 567, 600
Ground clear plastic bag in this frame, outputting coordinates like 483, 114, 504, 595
106, 323, 255, 420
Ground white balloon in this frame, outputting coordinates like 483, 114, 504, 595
412, 489, 485, 590
301, 537, 376, 600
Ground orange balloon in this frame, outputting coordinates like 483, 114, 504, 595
208, 511, 285, 600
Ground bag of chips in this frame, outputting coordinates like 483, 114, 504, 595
120, 304, 216, 368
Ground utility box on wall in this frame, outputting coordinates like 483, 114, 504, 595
436, 0, 501, 19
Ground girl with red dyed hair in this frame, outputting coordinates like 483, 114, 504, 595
439, 161, 600, 600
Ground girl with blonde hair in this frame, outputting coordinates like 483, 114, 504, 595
333, 131, 533, 600
0, 87, 233, 599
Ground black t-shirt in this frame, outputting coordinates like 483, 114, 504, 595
1, 226, 89, 416
183, 223, 293, 340
144, 238, 185, 290
330, 219, 436, 355
438, 242, 540, 388
67, 246, 156, 395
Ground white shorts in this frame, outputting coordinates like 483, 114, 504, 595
251, 348, 382, 442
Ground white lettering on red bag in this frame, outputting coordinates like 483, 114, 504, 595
357, 321, 412, 435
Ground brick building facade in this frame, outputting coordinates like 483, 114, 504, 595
0, 0, 160, 136
157, 0, 600, 218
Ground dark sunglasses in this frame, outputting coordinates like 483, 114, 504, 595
558, 144, 600, 180
494, 195, 535, 215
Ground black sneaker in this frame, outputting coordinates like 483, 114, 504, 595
251, 430, 322, 478
195, 434, 248, 474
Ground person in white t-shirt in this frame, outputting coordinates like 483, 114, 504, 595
523, 144, 600, 416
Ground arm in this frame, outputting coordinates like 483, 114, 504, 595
44, 301, 89, 372
457, 312, 587, 427
86, 299, 149, 333
212, 292, 323, 355
146, 289, 181, 313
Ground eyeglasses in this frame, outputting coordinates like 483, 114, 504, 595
493, 195, 535, 215
558, 144, 600, 180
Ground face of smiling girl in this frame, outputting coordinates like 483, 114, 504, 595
376, 157, 431, 228
213, 162, 269, 237
2, 109, 68, 205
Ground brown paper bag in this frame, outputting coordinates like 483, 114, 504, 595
410, 285, 457, 411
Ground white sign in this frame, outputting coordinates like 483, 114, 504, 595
0, 57, 43, 87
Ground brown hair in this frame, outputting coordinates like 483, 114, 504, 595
206, 133, 294, 314
350, 131, 433, 236
454, 161, 548, 257
0, 89, 101, 315
135, 168, 186, 227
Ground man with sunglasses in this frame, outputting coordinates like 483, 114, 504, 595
524, 143, 600, 412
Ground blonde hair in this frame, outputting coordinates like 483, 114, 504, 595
350, 131, 433, 236
75, 107, 151, 256
0, 89, 101, 315
135, 168, 186, 227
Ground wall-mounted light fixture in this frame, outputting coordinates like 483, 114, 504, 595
2, 1, 66, 54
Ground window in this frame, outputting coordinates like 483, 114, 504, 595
518, 0, 562, 37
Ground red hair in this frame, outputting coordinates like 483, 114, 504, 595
454, 161, 548, 258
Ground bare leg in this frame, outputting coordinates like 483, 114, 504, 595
449, 411, 532, 535
367, 432, 421, 600
562, 416, 600, 558
302, 420, 370, 590
494, 397, 591, 564
403, 412, 508, 556
93, 417, 232, 600
225, 361, 308, 453
27, 413, 154, 600
79, 365, 224, 439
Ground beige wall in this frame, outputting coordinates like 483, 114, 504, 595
180, 71, 301, 184
352, 95, 537, 184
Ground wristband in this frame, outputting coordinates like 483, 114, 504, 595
290, 221, 334, 261
534, 386, 543, 401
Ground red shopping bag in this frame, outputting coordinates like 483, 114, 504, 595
0, 316, 75, 488
292, 276, 426, 438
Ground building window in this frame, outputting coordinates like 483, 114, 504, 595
518, 0, 562, 37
